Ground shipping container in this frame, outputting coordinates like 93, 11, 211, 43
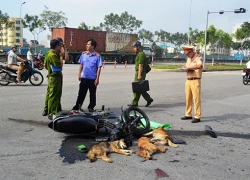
105, 32, 137, 53
52, 27, 106, 52
51, 27, 139, 64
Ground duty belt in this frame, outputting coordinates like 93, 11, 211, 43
187, 77, 201, 80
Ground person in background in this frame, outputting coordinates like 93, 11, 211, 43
7, 46, 26, 83
38, 50, 44, 60
246, 59, 250, 69
72, 39, 102, 112
27, 48, 34, 68
128, 41, 153, 107
180, 45, 203, 123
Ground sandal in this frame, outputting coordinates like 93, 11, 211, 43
16, 78, 21, 84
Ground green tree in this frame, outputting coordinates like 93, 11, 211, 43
206, 25, 220, 63
22, 14, 46, 52
78, 22, 88, 30
215, 30, 232, 55
0, 10, 15, 47
138, 28, 154, 42
100, 11, 142, 33
40, 6, 68, 31
171, 32, 188, 52
155, 30, 172, 44
92, 26, 103, 31
234, 22, 250, 52
189, 27, 203, 46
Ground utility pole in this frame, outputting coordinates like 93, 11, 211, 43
203, 8, 247, 69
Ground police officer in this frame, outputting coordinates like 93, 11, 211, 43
42, 38, 68, 118
42, 39, 63, 119
181, 46, 203, 123
128, 41, 153, 107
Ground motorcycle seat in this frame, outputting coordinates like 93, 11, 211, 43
6, 67, 17, 73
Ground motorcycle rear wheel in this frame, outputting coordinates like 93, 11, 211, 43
0, 72, 10, 86
243, 75, 248, 85
29, 72, 44, 86
38, 64, 44, 70
126, 106, 151, 137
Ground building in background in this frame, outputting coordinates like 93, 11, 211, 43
40, 35, 51, 48
0, 17, 24, 47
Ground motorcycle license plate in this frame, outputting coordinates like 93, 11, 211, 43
242, 73, 246, 76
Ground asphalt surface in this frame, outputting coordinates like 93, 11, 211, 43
0, 64, 250, 180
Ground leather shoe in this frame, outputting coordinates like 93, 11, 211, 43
191, 118, 200, 123
88, 109, 95, 112
145, 99, 153, 107
42, 110, 48, 116
180, 116, 192, 120
127, 104, 138, 107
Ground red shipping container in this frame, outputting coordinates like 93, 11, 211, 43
52, 27, 106, 52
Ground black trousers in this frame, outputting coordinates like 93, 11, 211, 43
73, 78, 97, 110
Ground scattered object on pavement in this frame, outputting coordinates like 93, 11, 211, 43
155, 168, 169, 178
205, 125, 217, 138
140, 119, 171, 130
171, 139, 187, 144
75, 144, 88, 153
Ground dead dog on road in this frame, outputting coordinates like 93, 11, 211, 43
138, 137, 167, 160
86, 139, 135, 163
144, 126, 178, 148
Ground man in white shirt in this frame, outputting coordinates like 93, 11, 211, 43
27, 48, 34, 68
8, 46, 26, 83
246, 60, 250, 69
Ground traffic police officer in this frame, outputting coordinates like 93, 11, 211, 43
181, 45, 203, 123
128, 41, 153, 107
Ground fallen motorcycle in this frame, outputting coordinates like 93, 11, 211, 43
0, 61, 44, 86
48, 106, 151, 146
242, 68, 250, 85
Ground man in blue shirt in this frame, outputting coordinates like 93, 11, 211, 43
72, 39, 102, 112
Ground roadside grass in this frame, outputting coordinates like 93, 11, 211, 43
151, 64, 246, 70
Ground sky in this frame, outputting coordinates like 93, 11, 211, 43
3, 0, 250, 43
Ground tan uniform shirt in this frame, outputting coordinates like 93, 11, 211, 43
186, 54, 203, 79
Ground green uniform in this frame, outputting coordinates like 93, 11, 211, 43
132, 50, 152, 105
45, 49, 63, 115
43, 51, 49, 112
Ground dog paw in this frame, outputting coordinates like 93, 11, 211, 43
106, 158, 113, 163
131, 150, 136, 154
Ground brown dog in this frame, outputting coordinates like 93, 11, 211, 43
144, 126, 178, 148
138, 137, 167, 160
86, 139, 135, 163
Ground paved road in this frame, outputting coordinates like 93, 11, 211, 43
0, 64, 250, 180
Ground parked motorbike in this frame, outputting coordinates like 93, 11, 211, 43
29, 57, 44, 70
0, 61, 44, 86
242, 68, 250, 85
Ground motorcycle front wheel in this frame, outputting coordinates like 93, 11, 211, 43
29, 72, 44, 86
243, 75, 248, 85
126, 106, 151, 137
0, 72, 10, 86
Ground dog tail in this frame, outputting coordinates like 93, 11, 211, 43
143, 131, 153, 136
168, 139, 179, 148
